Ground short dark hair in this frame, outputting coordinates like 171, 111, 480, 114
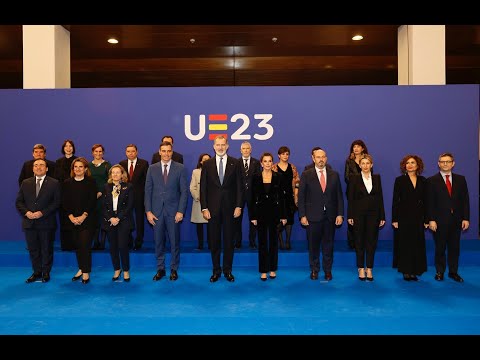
159, 141, 172, 150
439, 152, 454, 161
61, 139, 76, 155
125, 144, 137, 151
277, 146, 290, 155
91, 144, 105, 153
400, 154, 424, 175
311, 147, 323, 155
162, 135, 174, 144
260, 152, 274, 162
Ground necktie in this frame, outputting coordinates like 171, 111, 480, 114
163, 164, 168, 184
445, 174, 452, 196
320, 170, 326, 192
129, 161, 134, 180
35, 178, 41, 197
219, 157, 224, 185
244, 159, 249, 173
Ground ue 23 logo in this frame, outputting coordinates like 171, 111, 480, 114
184, 113, 274, 141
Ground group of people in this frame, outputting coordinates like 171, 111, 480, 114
15, 136, 470, 285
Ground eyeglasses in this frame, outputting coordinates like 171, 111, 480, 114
439, 160, 453, 164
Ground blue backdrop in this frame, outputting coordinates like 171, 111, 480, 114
1, 85, 478, 244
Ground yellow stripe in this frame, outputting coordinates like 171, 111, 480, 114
209, 124, 228, 130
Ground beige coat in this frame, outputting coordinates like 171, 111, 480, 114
190, 168, 208, 223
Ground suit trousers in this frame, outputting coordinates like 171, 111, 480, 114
353, 213, 380, 268
73, 228, 93, 273
153, 212, 180, 271
257, 220, 278, 273
207, 208, 235, 275
107, 220, 131, 271
25, 228, 55, 274
306, 217, 335, 273
433, 214, 462, 274
234, 201, 257, 247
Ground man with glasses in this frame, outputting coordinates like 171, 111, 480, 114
427, 153, 470, 282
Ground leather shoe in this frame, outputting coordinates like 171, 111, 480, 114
112, 270, 122, 281
153, 269, 166, 281
310, 271, 318, 280
410, 275, 419, 281
170, 270, 178, 281
224, 272, 235, 282
448, 273, 464, 282
82, 278, 90, 284
42, 272, 50, 283
324, 272, 333, 281
72, 272, 82, 281
434, 272, 444, 281
26, 272, 42, 283
210, 273, 221, 282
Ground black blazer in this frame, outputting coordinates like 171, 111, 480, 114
298, 167, 344, 222
101, 182, 135, 231
249, 172, 286, 222
54, 156, 77, 184
427, 172, 469, 223
151, 151, 183, 165
16, 176, 61, 229
200, 155, 243, 217
119, 158, 149, 198
18, 159, 56, 186
239, 156, 261, 205
347, 173, 385, 220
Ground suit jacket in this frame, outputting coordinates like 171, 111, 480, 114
16, 176, 61, 229
249, 172, 286, 222
298, 167, 344, 222
347, 173, 385, 220
18, 159, 56, 186
151, 151, 183, 165
144, 161, 188, 216
427, 172, 469, 223
119, 158, 149, 201
200, 155, 243, 217
239, 156, 261, 206
101, 182, 135, 231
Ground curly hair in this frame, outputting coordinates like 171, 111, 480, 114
400, 154, 424, 175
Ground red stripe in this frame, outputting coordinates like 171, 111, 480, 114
208, 133, 228, 140
209, 114, 228, 121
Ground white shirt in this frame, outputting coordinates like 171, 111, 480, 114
161, 160, 172, 175
440, 171, 453, 185
242, 157, 250, 168
216, 155, 226, 177
316, 168, 327, 184
362, 172, 373, 193
129, 158, 137, 170
36, 175, 46, 189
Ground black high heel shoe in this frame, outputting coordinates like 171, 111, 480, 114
260, 273, 267, 281
403, 273, 411, 281
72, 271, 82, 282
82, 274, 90, 284
112, 270, 122, 281
358, 268, 366, 281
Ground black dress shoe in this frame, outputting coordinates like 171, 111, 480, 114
410, 275, 419, 281
42, 272, 50, 283
310, 271, 318, 280
448, 273, 464, 282
72, 272, 83, 282
123, 276, 130, 282
210, 273, 221, 282
153, 269, 166, 281
324, 272, 333, 281
170, 270, 178, 281
112, 270, 122, 281
434, 272, 444, 281
224, 272, 235, 282
82, 277, 90, 284
403, 274, 411, 281
269, 272, 276, 279
26, 272, 42, 283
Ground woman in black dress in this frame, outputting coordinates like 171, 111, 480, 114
272, 146, 300, 250
392, 154, 428, 281
54, 139, 78, 251
250, 153, 287, 280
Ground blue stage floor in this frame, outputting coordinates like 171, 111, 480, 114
1, 240, 480, 335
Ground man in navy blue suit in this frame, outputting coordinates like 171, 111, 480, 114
427, 152, 470, 282
145, 141, 188, 281
200, 135, 243, 283
298, 147, 344, 281
16, 159, 61, 283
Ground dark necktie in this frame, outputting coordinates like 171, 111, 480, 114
445, 174, 452, 196
129, 161, 134, 180
36, 178, 41, 197
244, 159, 249, 173
219, 157, 224, 185
163, 164, 168, 184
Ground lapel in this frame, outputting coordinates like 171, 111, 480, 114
437, 172, 450, 197
36, 177, 47, 198
223, 156, 234, 184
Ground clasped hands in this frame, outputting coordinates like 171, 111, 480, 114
25, 211, 43, 220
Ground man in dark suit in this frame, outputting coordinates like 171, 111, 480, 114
16, 159, 61, 283
151, 135, 183, 165
298, 147, 344, 281
234, 141, 261, 249
200, 135, 243, 282
18, 144, 56, 186
427, 152, 470, 283
145, 141, 188, 281
120, 144, 149, 250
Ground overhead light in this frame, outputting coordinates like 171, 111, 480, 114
107, 38, 119, 44
352, 35, 363, 41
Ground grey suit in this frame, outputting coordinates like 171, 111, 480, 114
145, 161, 188, 271
16, 176, 61, 274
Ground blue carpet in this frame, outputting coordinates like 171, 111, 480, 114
1, 240, 480, 335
